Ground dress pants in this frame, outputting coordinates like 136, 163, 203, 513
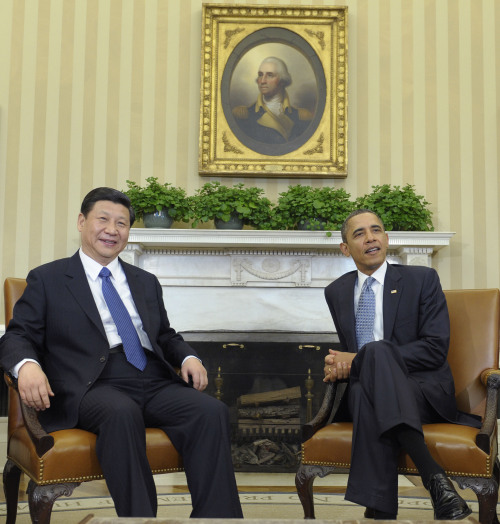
344, 341, 441, 515
77, 350, 243, 518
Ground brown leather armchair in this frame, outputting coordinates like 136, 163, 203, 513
2, 277, 183, 524
296, 288, 500, 524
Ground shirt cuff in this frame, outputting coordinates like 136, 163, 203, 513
181, 355, 201, 367
11, 359, 40, 378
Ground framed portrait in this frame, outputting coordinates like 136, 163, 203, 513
199, 4, 348, 178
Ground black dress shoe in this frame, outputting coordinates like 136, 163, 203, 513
428, 473, 472, 520
364, 507, 397, 520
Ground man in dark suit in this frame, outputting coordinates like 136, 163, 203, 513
323, 209, 478, 520
0, 187, 243, 519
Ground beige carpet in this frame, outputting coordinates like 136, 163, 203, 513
0, 491, 481, 523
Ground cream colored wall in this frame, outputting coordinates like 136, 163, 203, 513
0, 0, 499, 321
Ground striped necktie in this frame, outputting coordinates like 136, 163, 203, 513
355, 276, 376, 350
99, 267, 147, 370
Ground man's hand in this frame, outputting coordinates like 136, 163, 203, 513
323, 348, 355, 382
181, 358, 208, 391
17, 362, 54, 410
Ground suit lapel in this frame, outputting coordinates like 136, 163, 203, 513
120, 259, 151, 334
383, 264, 403, 339
64, 252, 107, 339
337, 272, 358, 352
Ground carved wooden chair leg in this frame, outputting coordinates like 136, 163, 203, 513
27, 481, 81, 524
295, 463, 335, 519
454, 476, 499, 524
494, 460, 500, 524
3, 459, 22, 524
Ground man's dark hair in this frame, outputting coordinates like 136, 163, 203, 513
80, 187, 135, 226
341, 209, 385, 243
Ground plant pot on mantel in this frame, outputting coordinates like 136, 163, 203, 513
214, 213, 244, 230
190, 182, 273, 231
297, 218, 326, 231
124, 177, 192, 229
143, 208, 174, 229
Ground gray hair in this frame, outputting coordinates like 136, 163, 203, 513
258, 57, 292, 88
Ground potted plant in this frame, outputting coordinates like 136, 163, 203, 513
190, 181, 273, 230
124, 177, 192, 228
355, 184, 434, 231
271, 185, 354, 230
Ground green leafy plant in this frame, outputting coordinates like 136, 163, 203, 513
124, 177, 192, 222
271, 185, 354, 230
190, 181, 273, 229
355, 184, 434, 231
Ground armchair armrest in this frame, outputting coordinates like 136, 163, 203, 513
4, 374, 54, 457
301, 382, 337, 442
476, 369, 500, 454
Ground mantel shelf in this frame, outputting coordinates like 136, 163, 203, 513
128, 228, 455, 251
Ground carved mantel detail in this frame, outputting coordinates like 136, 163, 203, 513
231, 256, 311, 287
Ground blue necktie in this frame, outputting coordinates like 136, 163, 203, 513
355, 276, 376, 350
99, 267, 147, 370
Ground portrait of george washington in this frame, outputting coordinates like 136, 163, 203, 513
221, 29, 326, 157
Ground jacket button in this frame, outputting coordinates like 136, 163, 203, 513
100, 356, 106, 363
86, 381, 92, 387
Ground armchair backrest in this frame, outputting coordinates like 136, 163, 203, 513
4, 277, 27, 326
4, 278, 28, 439
444, 289, 500, 417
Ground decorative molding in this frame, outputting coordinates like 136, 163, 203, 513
128, 228, 454, 253
231, 256, 311, 287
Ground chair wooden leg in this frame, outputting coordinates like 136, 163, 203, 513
453, 475, 499, 524
295, 463, 335, 519
3, 459, 22, 524
27, 480, 81, 524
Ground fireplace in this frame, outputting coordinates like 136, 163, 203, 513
183, 331, 340, 472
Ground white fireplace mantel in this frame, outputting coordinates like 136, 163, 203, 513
125, 228, 453, 253
120, 229, 454, 334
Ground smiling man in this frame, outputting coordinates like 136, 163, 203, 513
0, 187, 243, 519
231, 56, 313, 144
322, 209, 480, 520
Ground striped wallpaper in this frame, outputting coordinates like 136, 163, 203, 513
0, 0, 499, 320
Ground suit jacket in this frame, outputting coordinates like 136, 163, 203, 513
324, 263, 459, 422
0, 251, 196, 432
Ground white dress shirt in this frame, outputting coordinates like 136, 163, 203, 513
354, 261, 388, 342
80, 250, 154, 351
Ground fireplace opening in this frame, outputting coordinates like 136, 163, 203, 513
183, 331, 340, 472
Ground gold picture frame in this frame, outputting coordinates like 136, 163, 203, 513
199, 4, 348, 179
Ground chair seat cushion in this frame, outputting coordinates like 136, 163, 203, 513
8, 427, 182, 484
302, 422, 495, 477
